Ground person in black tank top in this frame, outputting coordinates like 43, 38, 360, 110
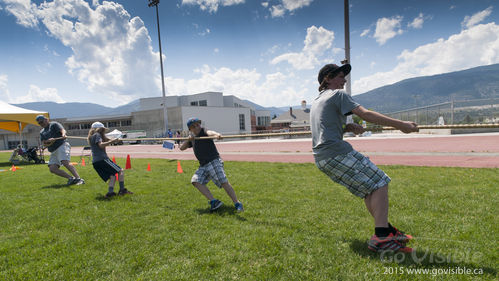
180, 118, 244, 212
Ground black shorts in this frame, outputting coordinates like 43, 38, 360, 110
92, 158, 122, 181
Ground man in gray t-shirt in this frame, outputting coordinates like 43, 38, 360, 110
311, 63, 418, 254
40, 121, 65, 153
311, 89, 359, 161
36, 115, 84, 186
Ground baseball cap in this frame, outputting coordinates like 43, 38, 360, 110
91, 122, 105, 129
318, 64, 351, 84
187, 117, 201, 128
36, 115, 47, 122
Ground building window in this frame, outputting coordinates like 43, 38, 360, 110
81, 123, 91, 130
257, 116, 270, 126
121, 120, 132, 126
199, 100, 207, 106
8, 141, 27, 149
239, 114, 245, 130
190, 101, 198, 106
68, 124, 80, 130
108, 121, 119, 127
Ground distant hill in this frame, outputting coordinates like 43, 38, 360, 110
13, 102, 112, 118
354, 64, 499, 113
103, 99, 141, 115
14, 64, 499, 118
241, 99, 285, 117
14, 98, 280, 119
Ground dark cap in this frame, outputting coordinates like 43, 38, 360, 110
318, 64, 351, 84
187, 117, 201, 128
36, 115, 47, 122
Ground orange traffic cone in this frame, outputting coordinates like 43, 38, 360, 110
177, 160, 183, 174
125, 154, 131, 169
11, 165, 16, 172
81, 157, 86, 166
147, 163, 151, 171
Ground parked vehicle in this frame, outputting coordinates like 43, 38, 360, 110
121, 130, 146, 144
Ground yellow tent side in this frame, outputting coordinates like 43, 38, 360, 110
0, 121, 28, 133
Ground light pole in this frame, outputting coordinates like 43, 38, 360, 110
148, 0, 168, 134
343, 0, 352, 96
343, 0, 353, 124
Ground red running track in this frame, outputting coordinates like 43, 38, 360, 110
72, 133, 499, 168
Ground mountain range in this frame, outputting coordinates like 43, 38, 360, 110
12, 64, 499, 117
353, 63, 499, 112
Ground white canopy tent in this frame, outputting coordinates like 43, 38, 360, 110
106, 129, 123, 139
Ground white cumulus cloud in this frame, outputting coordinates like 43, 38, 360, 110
0, 76, 64, 103
462, 6, 493, 29
269, 0, 313, 18
0, 74, 12, 101
270, 5, 285, 17
182, 0, 245, 13
4, 0, 162, 105
165, 66, 305, 106
373, 15, 404, 45
360, 28, 370, 37
271, 25, 335, 70
408, 13, 425, 29
13, 85, 65, 103
3, 0, 39, 28
353, 23, 499, 94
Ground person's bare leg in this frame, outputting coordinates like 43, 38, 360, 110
118, 169, 124, 182
221, 182, 239, 203
364, 185, 389, 227
61, 160, 80, 179
364, 195, 374, 217
49, 164, 72, 179
109, 175, 117, 189
192, 182, 215, 201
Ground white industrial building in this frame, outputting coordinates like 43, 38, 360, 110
0, 92, 271, 150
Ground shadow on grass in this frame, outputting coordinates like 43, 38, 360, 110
94, 193, 136, 201
95, 194, 117, 201
349, 239, 497, 276
41, 183, 69, 189
196, 205, 247, 221
0, 161, 42, 168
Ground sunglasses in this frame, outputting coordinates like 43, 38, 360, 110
189, 123, 201, 129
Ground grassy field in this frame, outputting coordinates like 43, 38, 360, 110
0, 152, 497, 280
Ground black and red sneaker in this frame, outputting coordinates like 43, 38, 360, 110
392, 226, 413, 244
105, 191, 116, 198
118, 188, 133, 196
368, 233, 413, 253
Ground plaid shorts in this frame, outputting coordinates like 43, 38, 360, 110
315, 150, 391, 198
191, 158, 228, 188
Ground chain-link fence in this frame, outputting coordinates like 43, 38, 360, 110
384, 98, 499, 125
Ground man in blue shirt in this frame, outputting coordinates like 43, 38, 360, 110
37, 115, 84, 186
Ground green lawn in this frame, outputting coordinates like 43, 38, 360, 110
0, 152, 497, 280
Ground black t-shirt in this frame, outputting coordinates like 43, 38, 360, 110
40, 121, 65, 152
188, 128, 220, 166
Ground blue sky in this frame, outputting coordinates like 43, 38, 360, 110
1, 0, 498, 108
